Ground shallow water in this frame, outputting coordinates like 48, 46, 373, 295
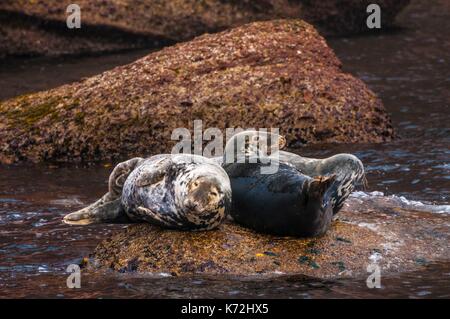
0, 0, 449, 298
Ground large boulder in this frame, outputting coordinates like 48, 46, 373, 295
0, 0, 410, 57
90, 194, 449, 277
0, 20, 394, 164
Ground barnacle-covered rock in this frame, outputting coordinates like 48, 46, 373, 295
90, 195, 449, 277
0, 20, 394, 164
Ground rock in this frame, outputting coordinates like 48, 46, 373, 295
0, 20, 394, 164
0, 0, 410, 57
90, 195, 449, 277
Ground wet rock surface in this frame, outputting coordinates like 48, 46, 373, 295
0, 0, 410, 57
0, 20, 394, 164
90, 195, 449, 277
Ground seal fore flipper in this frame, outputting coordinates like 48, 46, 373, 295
135, 158, 172, 187
63, 157, 144, 225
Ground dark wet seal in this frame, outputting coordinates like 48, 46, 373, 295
217, 130, 366, 237
225, 160, 337, 237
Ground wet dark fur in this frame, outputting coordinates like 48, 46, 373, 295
223, 161, 338, 237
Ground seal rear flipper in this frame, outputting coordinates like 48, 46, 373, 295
63, 197, 125, 225
307, 175, 337, 199
299, 175, 337, 237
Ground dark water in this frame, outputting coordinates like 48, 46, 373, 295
0, 0, 449, 298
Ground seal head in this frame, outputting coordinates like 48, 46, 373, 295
170, 158, 232, 229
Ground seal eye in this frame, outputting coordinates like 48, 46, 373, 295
210, 191, 218, 197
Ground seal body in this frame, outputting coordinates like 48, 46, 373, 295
215, 130, 365, 237
224, 160, 337, 237
215, 130, 365, 216
63, 154, 231, 231
122, 154, 231, 230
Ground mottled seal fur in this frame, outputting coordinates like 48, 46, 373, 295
63, 154, 231, 230
217, 130, 365, 236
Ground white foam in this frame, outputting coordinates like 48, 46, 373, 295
350, 191, 450, 214
158, 272, 173, 277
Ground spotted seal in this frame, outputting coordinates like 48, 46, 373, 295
217, 130, 365, 236
63, 154, 232, 230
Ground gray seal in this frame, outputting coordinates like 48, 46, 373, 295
215, 130, 365, 236
63, 154, 232, 230
217, 130, 365, 215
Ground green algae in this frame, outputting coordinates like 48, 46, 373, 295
4, 95, 83, 128
298, 255, 320, 269
74, 112, 85, 125
5, 96, 63, 127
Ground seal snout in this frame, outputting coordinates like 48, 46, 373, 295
185, 177, 224, 213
